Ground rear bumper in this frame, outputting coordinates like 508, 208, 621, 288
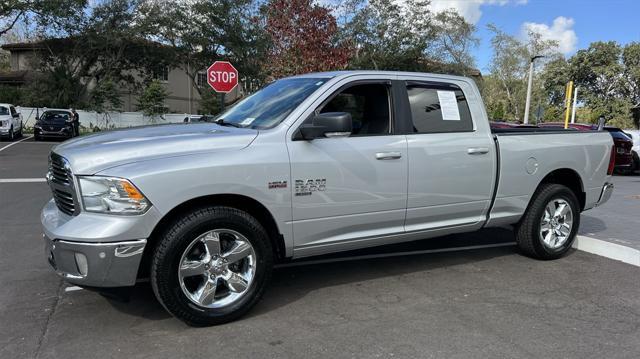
45, 235, 146, 287
595, 183, 614, 207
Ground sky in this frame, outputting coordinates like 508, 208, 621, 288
430, 0, 640, 73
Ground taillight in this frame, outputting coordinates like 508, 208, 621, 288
607, 145, 616, 175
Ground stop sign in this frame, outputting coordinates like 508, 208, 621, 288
207, 61, 238, 93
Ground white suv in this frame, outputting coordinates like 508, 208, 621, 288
0, 103, 23, 141
624, 129, 640, 171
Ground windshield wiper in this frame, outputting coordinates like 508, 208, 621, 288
215, 118, 242, 128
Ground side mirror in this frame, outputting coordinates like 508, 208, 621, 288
35, 116, 39, 121
294, 112, 352, 141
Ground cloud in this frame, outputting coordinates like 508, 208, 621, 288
521, 16, 578, 55
429, 0, 528, 24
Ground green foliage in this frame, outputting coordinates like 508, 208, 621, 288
199, 88, 223, 115
137, 80, 168, 120
0, 85, 23, 103
483, 24, 559, 122
88, 79, 123, 113
341, 0, 434, 71
20, 66, 86, 108
0, 0, 86, 36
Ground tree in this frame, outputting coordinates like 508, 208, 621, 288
484, 24, 559, 122
139, 0, 268, 96
137, 80, 168, 121
88, 78, 123, 128
0, 0, 86, 37
199, 88, 223, 115
261, 0, 351, 78
622, 42, 640, 128
569, 41, 633, 128
431, 9, 479, 75
341, 0, 433, 71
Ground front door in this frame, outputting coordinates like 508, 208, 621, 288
288, 81, 408, 256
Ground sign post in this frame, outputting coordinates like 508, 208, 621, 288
207, 61, 238, 114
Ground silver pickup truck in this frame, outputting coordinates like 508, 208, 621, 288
41, 71, 615, 326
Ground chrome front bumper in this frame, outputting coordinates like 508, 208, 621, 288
45, 235, 146, 287
596, 182, 614, 207
41, 199, 162, 287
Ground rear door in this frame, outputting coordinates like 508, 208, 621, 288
287, 78, 408, 255
397, 77, 497, 232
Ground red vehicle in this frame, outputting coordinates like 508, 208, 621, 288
538, 122, 633, 172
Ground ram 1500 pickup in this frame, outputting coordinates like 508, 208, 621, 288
41, 71, 615, 326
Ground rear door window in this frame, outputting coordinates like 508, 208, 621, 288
406, 83, 473, 133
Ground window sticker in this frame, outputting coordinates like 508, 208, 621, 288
239, 117, 255, 126
437, 90, 461, 121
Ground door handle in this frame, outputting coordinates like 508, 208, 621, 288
375, 152, 402, 160
467, 147, 489, 155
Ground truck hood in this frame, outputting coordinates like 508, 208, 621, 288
53, 123, 258, 174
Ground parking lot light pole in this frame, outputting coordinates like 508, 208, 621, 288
523, 55, 545, 125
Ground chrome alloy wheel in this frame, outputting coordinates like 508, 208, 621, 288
539, 198, 574, 250
178, 229, 256, 308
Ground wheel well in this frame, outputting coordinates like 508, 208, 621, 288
138, 194, 286, 279
539, 169, 585, 210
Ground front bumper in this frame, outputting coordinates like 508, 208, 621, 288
596, 182, 614, 207
41, 199, 162, 287
35, 127, 72, 137
45, 235, 146, 287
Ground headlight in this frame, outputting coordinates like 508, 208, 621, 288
0, 120, 7, 127
78, 176, 150, 215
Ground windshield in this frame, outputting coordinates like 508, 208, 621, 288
40, 111, 71, 123
216, 77, 328, 129
0, 106, 9, 116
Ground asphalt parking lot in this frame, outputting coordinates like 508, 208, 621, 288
1, 137, 640, 359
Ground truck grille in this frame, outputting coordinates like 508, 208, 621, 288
48, 153, 78, 216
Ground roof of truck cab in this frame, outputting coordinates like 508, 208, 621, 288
287, 70, 473, 82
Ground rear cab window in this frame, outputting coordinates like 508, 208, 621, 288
405, 82, 473, 134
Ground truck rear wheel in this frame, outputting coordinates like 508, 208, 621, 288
515, 183, 580, 260
151, 206, 273, 326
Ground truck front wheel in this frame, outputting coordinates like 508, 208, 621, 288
151, 206, 273, 326
515, 184, 580, 260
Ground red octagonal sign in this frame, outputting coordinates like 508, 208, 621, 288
207, 61, 238, 93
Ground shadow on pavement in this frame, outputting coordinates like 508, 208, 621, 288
104, 228, 518, 322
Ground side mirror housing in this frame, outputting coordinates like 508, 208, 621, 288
294, 112, 352, 141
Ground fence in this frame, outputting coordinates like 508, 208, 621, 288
17, 107, 190, 130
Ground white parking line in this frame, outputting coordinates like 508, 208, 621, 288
574, 235, 640, 267
0, 135, 34, 152
0, 178, 46, 183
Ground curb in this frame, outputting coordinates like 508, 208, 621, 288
573, 235, 640, 267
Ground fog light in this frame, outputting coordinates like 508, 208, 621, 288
74, 253, 88, 276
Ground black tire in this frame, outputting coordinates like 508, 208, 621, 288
515, 183, 580, 260
16, 126, 22, 138
8, 127, 14, 141
632, 151, 640, 175
151, 206, 273, 326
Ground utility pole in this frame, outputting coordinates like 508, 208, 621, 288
523, 55, 545, 125
570, 86, 578, 124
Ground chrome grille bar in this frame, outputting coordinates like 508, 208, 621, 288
47, 153, 78, 216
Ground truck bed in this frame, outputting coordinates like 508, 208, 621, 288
486, 130, 612, 227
